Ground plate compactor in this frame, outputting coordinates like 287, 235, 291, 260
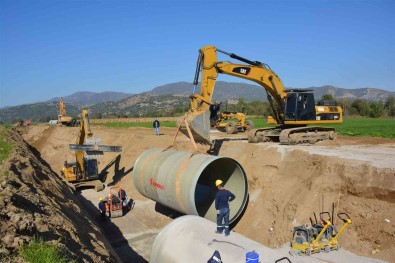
291, 211, 352, 256
104, 186, 124, 218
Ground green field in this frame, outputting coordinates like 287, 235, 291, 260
98, 117, 395, 139
0, 127, 14, 162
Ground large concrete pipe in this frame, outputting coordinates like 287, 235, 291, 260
133, 148, 248, 223
150, 215, 299, 263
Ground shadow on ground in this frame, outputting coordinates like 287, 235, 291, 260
99, 154, 134, 187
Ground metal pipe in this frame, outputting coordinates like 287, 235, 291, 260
133, 148, 248, 223
150, 215, 316, 263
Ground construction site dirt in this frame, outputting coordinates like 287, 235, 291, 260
4, 124, 394, 262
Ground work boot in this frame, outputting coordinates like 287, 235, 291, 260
215, 230, 223, 234
224, 230, 230, 236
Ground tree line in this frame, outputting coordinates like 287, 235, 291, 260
93, 94, 395, 119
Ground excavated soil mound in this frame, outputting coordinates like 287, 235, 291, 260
0, 127, 118, 262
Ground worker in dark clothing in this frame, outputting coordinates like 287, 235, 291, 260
98, 197, 106, 219
153, 118, 160, 136
215, 179, 235, 236
118, 187, 130, 210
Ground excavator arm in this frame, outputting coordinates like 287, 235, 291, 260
75, 109, 93, 174
182, 45, 287, 143
59, 97, 66, 117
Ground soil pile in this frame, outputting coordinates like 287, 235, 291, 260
220, 142, 395, 262
0, 127, 118, 262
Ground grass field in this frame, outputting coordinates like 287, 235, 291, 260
0, 126, 14, 162
247, 117, 395, 138
97, 117, 395, 139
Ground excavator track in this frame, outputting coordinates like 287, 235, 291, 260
279, 126, 336, 145
248, 126, 336, 145
248, 128, 281, 143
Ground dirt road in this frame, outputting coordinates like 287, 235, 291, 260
23, 125, 395, 262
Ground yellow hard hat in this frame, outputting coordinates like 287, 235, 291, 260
99, 197, 103, 201
215, 179, 223, 187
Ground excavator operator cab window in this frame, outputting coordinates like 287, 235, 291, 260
284, 92, 316, 121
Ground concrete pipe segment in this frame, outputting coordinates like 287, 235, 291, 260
133, 148, 248, 223
150, 215, 298, 263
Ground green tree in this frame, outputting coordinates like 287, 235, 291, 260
321, 94, 335, 101
368, 101, 385, 118
384, 96, 395, 117
351, 99, 369, 116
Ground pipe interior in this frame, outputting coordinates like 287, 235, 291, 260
194, 158, 247, 222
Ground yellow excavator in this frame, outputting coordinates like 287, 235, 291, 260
179, 45, 342, 145
61, 109, 122, 191
58, 97, 78, 126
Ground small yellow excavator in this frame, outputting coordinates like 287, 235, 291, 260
209, 102, 255, 134
61, 109, 122, 191
57, 97, 79, 126
179, 46, 342, 145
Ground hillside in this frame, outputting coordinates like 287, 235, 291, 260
1, 82, 394, 123
89, 93, 190, 118
0, 101, 82, 124
305, 85, 393, 101
149, 81, 267, 101
48, 91, 133, 105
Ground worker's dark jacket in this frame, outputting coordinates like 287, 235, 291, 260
98, 201, 105, 211
118, 189, 127, 200
215, 189, 235, 210
153, 120, 160, 128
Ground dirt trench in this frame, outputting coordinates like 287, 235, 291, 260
0, 127, 119, 262
14, 125, 395, 262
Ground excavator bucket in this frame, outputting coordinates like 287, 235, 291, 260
177, 111, 211, 144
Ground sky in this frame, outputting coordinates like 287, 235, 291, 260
0, 0, 394, 107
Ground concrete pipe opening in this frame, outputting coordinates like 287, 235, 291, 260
133, 148, 248, 223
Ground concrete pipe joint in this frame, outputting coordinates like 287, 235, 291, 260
133, 148, 248, 223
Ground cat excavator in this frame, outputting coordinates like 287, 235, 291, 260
179, 45, 342, 145
58, 97, 79, 126
61, 109, 122, 191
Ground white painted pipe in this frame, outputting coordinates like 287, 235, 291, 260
133, 148, 248, 223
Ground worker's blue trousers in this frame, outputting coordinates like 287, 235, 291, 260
216, 207, 230, 235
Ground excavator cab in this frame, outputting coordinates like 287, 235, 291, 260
284, 90, 316, 121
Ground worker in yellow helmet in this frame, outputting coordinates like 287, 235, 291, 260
215, 179, 235, 236
98, 197, 106, 219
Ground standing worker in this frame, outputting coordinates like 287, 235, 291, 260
153, 118, 160, 136
98, 197, 106, 219
118, 187, 131, 210
215, 179, 235, 236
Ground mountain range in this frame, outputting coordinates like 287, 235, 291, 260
0, 82, 394, 123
